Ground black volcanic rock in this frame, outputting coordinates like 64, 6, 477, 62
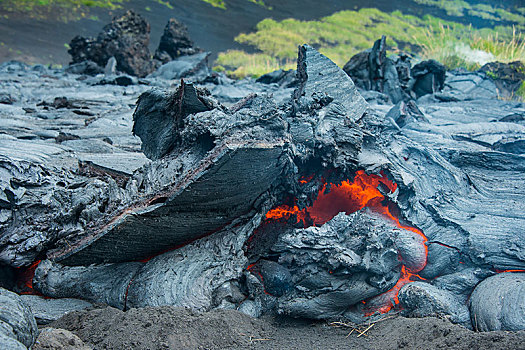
149, 52, 211, 81
343, 36, 408, 103
132, 81, 215, 160
411, 59, 446, 98
480, 61, 525, 99
154, 18, 201, 64
68, 10, 154, 77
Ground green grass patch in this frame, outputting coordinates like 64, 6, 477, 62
216, 8, 525, 78
413, 0, 525, 26
215, 50, 295, 78
517, 81, 525, 101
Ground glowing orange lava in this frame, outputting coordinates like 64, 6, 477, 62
262, 170, 429, 316
15, 260, 42, 295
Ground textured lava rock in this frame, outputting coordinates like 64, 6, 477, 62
2, 43, 525, 330
272, 211, 404, 319
256, 69, 298, 88
398, 282, 471, 327
469, 272, 525, 331
154, 18, 201, 64
0, 288, 38, 349
68, 11, 154, 77
253, 260, 293, 297
132, 82, 214, 160
385, 100, 428, 129
65, 61, 103, 76
34, 259, 142, 309
343, 36, 407, 103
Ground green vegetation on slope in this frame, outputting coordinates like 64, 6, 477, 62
0, 0, 173, 21
413, 0, 525, 25
215, 8, 525, 78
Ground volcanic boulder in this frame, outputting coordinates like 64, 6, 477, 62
343, 36, 408, 103
410, 59, 446, 98
68, 10, 154, 77
154, 18, 201, 64
0, 287, 38, 350
132, 82, 216, 160
480, 61, 525, 99
469, 272, 525, 331
271, 211, 404, 319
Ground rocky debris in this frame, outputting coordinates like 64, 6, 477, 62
469, 272, 525, 331
93, 74, 137, 86
480, 61, 525, 99
398, 282, 470, 327
148, 52, 210, 81
68, 11, 154, 77
0, 93, 16, 105
18, 295, 92, 325
154, 19, 201, 64
411, 59, 446, 98
343, 38, 450, 102
33, 328, 93, 350
0, 288, 38, 350
343, 36, 408, 103
67, 14, 202, 79
65, 61, 103, 76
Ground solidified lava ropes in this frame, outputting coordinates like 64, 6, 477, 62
262, 170, 429, 315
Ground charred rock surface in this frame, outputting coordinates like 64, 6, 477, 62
410, 59, 446, 98
132, 82, 215, 160
469, 272, 525, 331
68, 11, 154, 77
0, 287, 38, 350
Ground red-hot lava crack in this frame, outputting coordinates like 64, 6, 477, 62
252, 170, 429, 316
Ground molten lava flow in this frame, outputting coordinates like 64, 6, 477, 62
15, 260, 42, 295
494, 269, 525, 273
265, 205, 307, 224
258, 170, 429, 316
